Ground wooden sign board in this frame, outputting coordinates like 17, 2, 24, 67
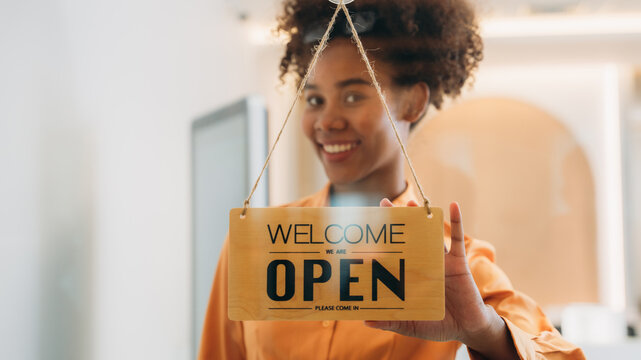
228, 207, 444, 321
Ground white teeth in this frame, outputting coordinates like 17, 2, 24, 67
323, 143, 357, 154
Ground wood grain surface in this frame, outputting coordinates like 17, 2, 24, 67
228, 206, 444, 321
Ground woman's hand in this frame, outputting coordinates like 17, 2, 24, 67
365, 200, 519, 359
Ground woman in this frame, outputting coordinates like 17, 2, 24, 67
199, 0, 585, 358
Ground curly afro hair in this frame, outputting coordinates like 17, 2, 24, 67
277, 0, 483, 111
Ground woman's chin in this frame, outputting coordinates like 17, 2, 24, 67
318, 154, 365, 186
325, 170, 361, 187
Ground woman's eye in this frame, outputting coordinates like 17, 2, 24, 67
344, 93, 362, 104
306, 96, 323, 107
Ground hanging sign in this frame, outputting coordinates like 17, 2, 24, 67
228, 206, 445, 321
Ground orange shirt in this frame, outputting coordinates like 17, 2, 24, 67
199, 184, 585, 359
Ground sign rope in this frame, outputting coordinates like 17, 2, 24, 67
242, 0, 432, 217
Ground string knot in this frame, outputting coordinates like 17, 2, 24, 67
241, 199, 250, 217
423, 198, 432, 216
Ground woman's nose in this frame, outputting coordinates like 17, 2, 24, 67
314, 102, 347, 131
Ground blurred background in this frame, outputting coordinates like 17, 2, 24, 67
2, 0, 641, 359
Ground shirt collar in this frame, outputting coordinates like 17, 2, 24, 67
311, 181, 418, 207
297, 182, 466, 247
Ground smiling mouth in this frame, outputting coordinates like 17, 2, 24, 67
321, 142, 359, 154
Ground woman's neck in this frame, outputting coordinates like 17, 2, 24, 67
329, 160, 407, 207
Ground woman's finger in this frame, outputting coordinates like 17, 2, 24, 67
407, 200, 419, 207
380, 199, 420, 207
364, 320, 404, 335
364, 320, 390, 329
380, 198, 394, 207
448, 202, 466, 257
364, 320, 426, 340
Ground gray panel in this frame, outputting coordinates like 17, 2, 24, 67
191, 96, 268, 357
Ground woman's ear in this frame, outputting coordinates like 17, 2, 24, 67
401, 82, 430, 124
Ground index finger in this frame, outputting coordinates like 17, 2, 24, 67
380, 198, 394, 207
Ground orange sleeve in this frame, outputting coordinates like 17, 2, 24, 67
198, 237, 246, 360
465, 239, 586, 360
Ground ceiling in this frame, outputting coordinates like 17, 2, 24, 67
480, 0, 641, 17
225, 0, 641, 21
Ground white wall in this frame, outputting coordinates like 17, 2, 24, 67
1, 0, 279, 359
1, 1, 81, 359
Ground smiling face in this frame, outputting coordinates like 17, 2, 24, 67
302, 38, 417, 188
